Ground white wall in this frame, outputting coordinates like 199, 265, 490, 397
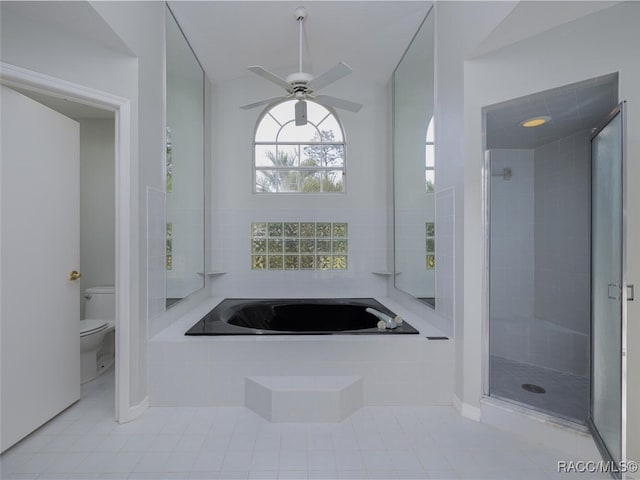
80, 119, 115, 319
461, 2, 640, 460
434, 0, 519, 413
489, 149, 534, 320
210, 72, 389, 298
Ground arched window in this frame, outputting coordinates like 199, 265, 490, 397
425, 116, 435, 192
254, 100, 346, 193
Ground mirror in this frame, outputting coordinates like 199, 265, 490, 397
393, 9, 435, 308
165, 6, 205, 308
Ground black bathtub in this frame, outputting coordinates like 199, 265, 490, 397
185, 298, 420, 336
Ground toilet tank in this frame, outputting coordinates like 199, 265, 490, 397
84, 286, 115, 320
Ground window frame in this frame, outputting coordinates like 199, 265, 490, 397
252, 99, 347, 194
425, 116, 435, 193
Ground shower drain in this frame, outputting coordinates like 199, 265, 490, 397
522, 383, 546, 394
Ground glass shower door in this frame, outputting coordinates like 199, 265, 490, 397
590, 105, 624, 465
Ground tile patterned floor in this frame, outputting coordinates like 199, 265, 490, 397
489, 355, 589, 424
1, 367, 606, 479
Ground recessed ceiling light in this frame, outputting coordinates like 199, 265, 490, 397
520, 116, 551, 128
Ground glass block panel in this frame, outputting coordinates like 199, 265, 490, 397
268, 239, 283, 253
316, 240, 331, 253
300, 255, 315, 269
252, 239, 267, 254
166, 254, 173, 270
426, 238, 435, 252
332, 239, 347, 254
426, 255, 436, 269
284, 222, 299, 237
252, 255, 266, 270
333, 223, 348, 237
268, 255, 283, 269
252, 222, 267, 237
318, 255, 332, 270
300, 222, 315, 237
300, 239, 316, 253
284, 239, 299, 253
317, 222, 331, 237
426, 222, 435, 237
284, 255, 299, 270
251, 220, 349, 271
268, 222, 283, 237
333, 255, 347, 270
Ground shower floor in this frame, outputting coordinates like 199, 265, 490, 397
490, 355, 589, 424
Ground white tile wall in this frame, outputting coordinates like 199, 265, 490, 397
489, 149, 535, 319
435, 187, 455, 321
490, 316, 589, 376
146, 187, 167, 324
534, 130, 591, 336
210, 208, 388, 299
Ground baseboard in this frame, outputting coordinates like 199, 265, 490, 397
118, 395, 149, 424
453, 394, 482, 421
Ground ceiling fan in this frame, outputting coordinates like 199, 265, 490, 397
240, 6, 362, 126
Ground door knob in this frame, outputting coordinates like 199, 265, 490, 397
69, 270, 82, 281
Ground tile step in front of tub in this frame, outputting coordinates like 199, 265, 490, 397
245, 375, 363, 422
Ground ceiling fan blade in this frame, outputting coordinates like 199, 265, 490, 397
248, 66, 292, 91
309, 62, 352, 90
314, 95, 362, 113
240, 96, 287, 110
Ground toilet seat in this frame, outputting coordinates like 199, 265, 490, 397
80, 319, 108, 337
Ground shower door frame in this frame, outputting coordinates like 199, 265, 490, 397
588, 102, 628, 469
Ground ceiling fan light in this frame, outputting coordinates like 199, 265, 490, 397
295, 100, 307, 126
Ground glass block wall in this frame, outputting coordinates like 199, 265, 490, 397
251, 222, 348, 270
426, 222, 435, 269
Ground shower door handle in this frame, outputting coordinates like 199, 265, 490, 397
608, 283, 621, 300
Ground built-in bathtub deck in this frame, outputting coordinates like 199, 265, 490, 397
149, 297, 453, 408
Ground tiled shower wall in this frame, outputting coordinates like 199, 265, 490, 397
534, 130, 591, 335
489, 149, 535, 320
489, 136, 591, 376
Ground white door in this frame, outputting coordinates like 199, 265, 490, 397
1, 85, 81, 452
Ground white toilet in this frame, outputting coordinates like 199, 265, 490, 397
80, 286, 115, 384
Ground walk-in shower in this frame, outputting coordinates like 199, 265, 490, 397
483, 74, 619, 425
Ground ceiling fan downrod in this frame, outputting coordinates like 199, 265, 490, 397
295, 7, 307, 74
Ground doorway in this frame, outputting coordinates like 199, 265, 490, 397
483, 74, 620, 426
1, 63, 133, 425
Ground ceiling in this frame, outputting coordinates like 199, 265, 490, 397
10, 86, 115, 120
485, 73, 618, 150
167, 1, 432, 84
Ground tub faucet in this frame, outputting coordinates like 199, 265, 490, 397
366, 307, 398, 329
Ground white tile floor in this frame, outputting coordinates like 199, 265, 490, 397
0, 367, 608, 480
